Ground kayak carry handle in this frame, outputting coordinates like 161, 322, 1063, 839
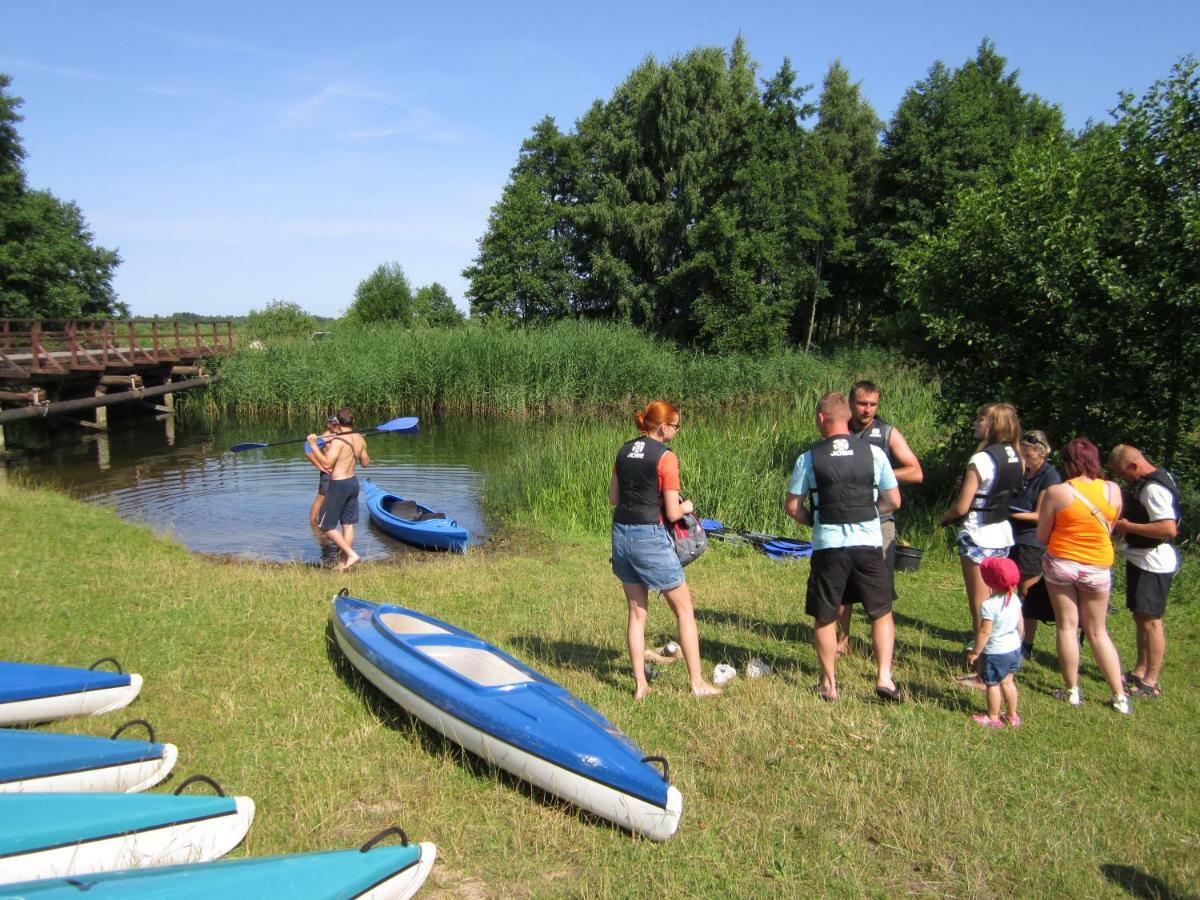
642, 755, 671, 783
110, 719, 156, 743
174, 774, 226, 797
63, 879, 96, 892
337, 587, 350, 597
360, 826, 410, 851
88, 656, 124, 673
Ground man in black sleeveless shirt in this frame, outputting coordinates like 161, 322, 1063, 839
838, 381, 924, 655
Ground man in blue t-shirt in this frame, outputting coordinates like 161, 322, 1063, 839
785, 392, 901, 703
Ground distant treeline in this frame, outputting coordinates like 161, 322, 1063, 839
464, 40, 1198, 473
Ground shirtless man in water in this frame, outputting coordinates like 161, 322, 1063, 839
307, 407, 370, 570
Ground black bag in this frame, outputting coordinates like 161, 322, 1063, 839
667, 512, 708, 567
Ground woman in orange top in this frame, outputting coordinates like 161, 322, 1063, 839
1036, 437, 1130, 714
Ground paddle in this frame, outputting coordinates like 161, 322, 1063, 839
229, 416, 419, 453
700, 518, 813, 560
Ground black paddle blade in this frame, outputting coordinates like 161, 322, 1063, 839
229, 441, 271, 452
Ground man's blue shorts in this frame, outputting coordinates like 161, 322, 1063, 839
611, 522, 685, 592
318, 476, 360, 530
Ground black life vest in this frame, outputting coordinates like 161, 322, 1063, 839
1123, 468, 1181, 549
850, 415, 895, 467
810, 435, 878, 525
969, 443, 1023, 525
613, 436, 671, 525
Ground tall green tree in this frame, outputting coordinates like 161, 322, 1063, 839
414, 282, 465, 327
0, 74, 124, 319
347, 262, 413, 324
802, 60, 881, 350
871, 41, 1064, 332
245, 299, 316, 340
898, 56, 1200, 475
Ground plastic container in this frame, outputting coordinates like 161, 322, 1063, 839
894, 545, 923, 573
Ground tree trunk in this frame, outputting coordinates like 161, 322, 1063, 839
805, 246, 823, 353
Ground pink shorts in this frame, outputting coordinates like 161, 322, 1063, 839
1041, 554, 1112, 591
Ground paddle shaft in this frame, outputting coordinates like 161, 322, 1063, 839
230, 416, 417, 453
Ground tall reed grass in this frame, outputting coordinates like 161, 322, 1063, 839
201, 321, 935, 422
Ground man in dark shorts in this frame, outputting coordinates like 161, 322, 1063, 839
838, 380, 924, 655
307, 407, 370, 571
785, 392, 901, 702
1110, 444, 1181, 698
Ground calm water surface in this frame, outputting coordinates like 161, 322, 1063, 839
4, 413, 519, 565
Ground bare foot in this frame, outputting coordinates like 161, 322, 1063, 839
338, 552, 361, 572
633, 684, 651, 701
691, 682, 723, 698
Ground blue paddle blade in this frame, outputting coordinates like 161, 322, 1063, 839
762, 539, 813, 560
229, 441, 270, 452
700, 518, 725, 531
377, 416, 419, 433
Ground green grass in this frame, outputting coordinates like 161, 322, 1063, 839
2, 479, 1196, 897
199, 320, 938, 423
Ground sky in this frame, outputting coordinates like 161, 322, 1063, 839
2, 1, 1196, 319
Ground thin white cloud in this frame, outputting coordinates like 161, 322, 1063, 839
0, 56, 214, 102
128, 22, 335, 66
283, 82, 463, 144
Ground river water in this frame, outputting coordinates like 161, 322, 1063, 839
3, 412, 501, 565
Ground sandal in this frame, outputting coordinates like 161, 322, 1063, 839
1132, 681, 1162, 699
875, 685, 903, 703
1123, 670, 1144, 688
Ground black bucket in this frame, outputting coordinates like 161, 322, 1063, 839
894, 545, 923, 573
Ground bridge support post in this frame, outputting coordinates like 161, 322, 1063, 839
0, 424, 6, 455
92, 385, 108, 430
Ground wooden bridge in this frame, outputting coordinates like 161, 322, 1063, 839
0, 319, 234, 446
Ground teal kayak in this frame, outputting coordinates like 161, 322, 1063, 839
0, 839, 436, 899
0, 789, 254, 884
0, 722, 176, 793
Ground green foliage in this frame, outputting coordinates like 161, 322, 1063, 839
244, 299, 317, 341
346, 261, 413, 324
897, 56, 1200, 477
413, 282, 465, 327
0, 74, 124, 320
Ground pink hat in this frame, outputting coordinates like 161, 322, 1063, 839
980, 556, 1020, 592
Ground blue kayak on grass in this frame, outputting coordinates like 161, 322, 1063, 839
0, 660, 142, 727
0, 723, 176, 794
0, 841, 436, 899
330, 593, 681, 841
361, 479, 469, 553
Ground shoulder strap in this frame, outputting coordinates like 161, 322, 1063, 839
1065, 482, 1113, 534
332, 434, 364, 464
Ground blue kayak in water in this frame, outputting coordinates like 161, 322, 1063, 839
361, 479, 469, 553
0, 837, 436, 899
330, 592, 681, 840
0, 660, 142, 727
0, 721, 177, 794
0, 788, 255, 885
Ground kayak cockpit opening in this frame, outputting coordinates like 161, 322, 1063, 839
378, 612, 452, 636
415, 645, 534, 688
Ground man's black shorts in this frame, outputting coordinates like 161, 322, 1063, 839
1125, 562, 1173, 618
1010, 542, 1045, 579
318, 476, 360, 530
807, 547, 892, 623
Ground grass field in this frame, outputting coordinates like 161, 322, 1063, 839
2, 478, 1196, 898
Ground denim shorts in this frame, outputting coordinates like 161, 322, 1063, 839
611, 522, 685, 591
956, 533, 1010, 565
981, 648, 1022, 686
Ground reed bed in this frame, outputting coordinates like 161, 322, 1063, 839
201, 321, 934, 422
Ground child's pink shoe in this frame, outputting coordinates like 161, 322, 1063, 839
970, 714, 1003, 728
1000, 713, 1022, 728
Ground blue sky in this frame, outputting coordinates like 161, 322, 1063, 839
3, 2, 1196, 319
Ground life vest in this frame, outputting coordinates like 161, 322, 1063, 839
613, 437, 672, 525
850, 415, 895, 467
969, 443, 1023, 525
810, 435, 878, 525
1123, 468, 1181, 549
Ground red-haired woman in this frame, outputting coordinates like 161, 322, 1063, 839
609, 400, 720, 701
1037, 437, 1130, 714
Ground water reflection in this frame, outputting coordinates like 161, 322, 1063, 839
5, 413, 493, 565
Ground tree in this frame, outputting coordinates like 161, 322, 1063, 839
870, 41, 1064, 335
897, 56, 1200, 476
347, 262, 413, 324
413, 282, 465, 327
245, 299, 316, 340
0, 75, 124, 319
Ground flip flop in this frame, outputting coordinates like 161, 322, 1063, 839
810, 683, 838, 702
875, 685, 903, 703
1132, 681, 1162, 699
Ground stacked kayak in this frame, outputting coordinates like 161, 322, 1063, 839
0, 659, 141, 727
0, 720, 176, 793
331, 592, 681, 841
0, 787, 255, 885
362, 479, 469, 553
0, 835, 436, 898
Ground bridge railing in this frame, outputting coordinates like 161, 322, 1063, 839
0, 319, 235, 378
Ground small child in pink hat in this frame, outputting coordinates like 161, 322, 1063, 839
966, 556, 1024, 727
